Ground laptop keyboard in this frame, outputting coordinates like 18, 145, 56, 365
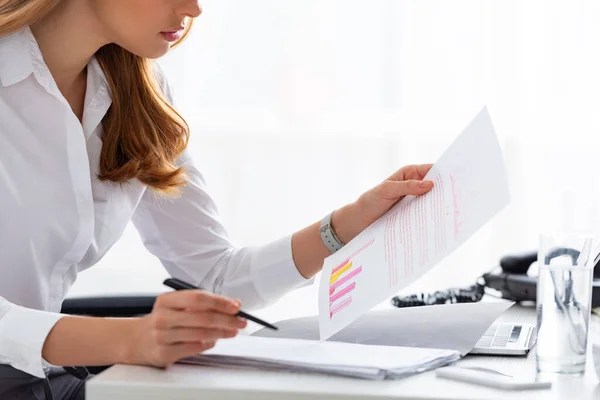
477, 324, 522, 348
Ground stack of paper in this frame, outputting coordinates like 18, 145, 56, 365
179, 336, 460, 380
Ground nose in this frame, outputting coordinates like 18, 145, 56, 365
180, 0, 202, 19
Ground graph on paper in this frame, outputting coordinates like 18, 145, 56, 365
319, 107, 511, 340
328, 238, 374, 319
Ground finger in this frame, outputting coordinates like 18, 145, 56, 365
156, 327, 238, 345
413, 163, 434, 179
173, 340, 217, 361
378, 179, 433, 200
155, 309, 247, 330
163, 340, 217, 366
388, 164, 434, 181
155, 290, 241, 314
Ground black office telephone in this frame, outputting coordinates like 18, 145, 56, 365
481, 250, 600, 307
392, 250, 600, 309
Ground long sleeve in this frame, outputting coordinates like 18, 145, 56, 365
131, 152, 313, 310
0, 297, 64, 378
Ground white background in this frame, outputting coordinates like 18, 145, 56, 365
69, 0, 600, 323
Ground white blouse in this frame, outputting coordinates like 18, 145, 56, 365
0, 27, 309, 378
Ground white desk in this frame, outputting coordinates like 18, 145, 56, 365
87, 305, 600, 400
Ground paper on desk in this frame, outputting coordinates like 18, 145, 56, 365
180, 335, 461, 380
319, 107, 510, 340
254, 302, 514, 356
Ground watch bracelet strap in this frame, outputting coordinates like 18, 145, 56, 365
320, 211, 344, 253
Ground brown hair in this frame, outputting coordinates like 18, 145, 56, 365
0, 0, 191, 196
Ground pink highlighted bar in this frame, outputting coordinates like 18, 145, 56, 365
329, 265, 362, 294
330, 296, 352, 318
330, 282, 356, 304
332, 258, 350, 274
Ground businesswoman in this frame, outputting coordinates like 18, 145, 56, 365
0, 0, 434, 398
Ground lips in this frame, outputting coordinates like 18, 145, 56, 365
160, 27, 184, 42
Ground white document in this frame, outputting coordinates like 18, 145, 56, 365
319, 107, 510, 340
181, 335, 460, 380
254, 302, 514, 356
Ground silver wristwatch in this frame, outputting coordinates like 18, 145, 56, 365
320, 211, 344, 253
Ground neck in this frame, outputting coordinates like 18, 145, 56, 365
30, 1, 108, 94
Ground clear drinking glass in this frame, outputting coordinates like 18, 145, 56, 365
591, 312, 600, 381
536, 234, 595, 374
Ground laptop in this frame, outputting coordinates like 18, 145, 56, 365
469, 323, 536, 355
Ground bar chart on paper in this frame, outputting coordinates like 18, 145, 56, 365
328, 239, 374, 319
319, 107, 511, 340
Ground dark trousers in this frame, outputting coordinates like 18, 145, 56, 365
0, 365, 87, 400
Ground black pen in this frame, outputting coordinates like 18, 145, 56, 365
163, 278, 278, 331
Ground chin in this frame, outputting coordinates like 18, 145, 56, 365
121, 41, 171, 60
139, 44, 171, 59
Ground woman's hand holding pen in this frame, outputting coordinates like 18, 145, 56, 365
125, 290, 247, 368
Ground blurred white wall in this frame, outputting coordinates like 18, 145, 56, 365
69, 0, 600, 322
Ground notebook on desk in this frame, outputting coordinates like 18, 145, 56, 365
179, 336, 461, 380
